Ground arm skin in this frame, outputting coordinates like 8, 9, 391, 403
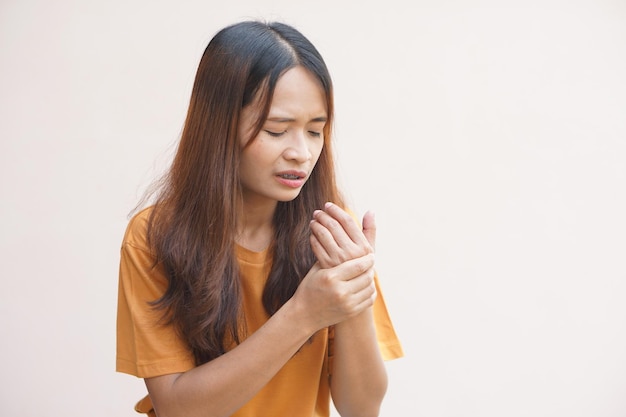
145, 252, 377, 417
309, 202, 388, 417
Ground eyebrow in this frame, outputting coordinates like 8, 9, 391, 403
266, 116, 328, 123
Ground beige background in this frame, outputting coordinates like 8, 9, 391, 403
1, 0, 625, 416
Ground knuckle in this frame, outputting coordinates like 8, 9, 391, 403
328, 220, 342, 234
332, 289, 350, 307
319, 270, 334, 285
369, 281, 377, 297
337, 252, 349, 263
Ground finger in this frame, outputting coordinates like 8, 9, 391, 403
312, 208, 355, 249
310, 218, 341, 254
350, 288, 377, 315
309, 233, 333, 269
341, 268, 377, 313
344, 266, 376, 294
362, 210, 376, 250
326, 253, 375, 282
320, 202, 371, 249
310, 219, 350, 269
310, 212, 362, 268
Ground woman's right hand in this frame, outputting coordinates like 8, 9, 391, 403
291, 254, 376, 331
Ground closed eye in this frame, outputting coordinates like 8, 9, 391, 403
264, 130, 286, 137
308, 131, 322, 138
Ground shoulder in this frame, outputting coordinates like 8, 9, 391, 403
121, 206, 154, 252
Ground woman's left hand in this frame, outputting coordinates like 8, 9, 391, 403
309, 202, 376, 269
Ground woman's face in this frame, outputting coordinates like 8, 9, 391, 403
238, 66, 327, 206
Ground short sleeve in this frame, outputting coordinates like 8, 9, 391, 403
326, 271, 403, 379
116, 209, 195, 378
371, 273, 404, 360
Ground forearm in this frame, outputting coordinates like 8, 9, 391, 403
146, 299, 315, 417
330, 307, 388, 417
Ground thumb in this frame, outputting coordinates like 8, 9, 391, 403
362, 210, 376, 250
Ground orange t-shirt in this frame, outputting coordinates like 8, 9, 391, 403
116, 207, 403, 417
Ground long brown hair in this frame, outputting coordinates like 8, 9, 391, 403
143, 21, 344, 364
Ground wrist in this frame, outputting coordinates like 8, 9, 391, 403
280, 297, 320, 339
334, 307, 375, 333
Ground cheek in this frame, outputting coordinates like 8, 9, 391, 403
312, 141, 325, 161
245, 139, 269, 159
240, 153, 259, 177
240, 140, 271, 171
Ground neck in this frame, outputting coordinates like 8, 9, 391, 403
236, 199, 277, 252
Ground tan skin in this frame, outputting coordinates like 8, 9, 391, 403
310, 203, 388, 416
145, 67, 387, 417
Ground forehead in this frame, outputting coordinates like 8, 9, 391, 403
239, 66, 328, 141
266, 66, 327, 116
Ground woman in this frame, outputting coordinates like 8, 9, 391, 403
116, 20, 403, 417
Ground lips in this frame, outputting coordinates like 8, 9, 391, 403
275, 170, 307, 188
276, 170, 306, 180
279, 173, 301, 179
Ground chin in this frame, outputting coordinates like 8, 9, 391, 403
276, 190, 303, 202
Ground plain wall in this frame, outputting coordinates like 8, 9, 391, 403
1, 0, 625, 416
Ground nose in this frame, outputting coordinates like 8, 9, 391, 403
283, 130, 312, 162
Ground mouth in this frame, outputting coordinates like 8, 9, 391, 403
275, 170, 307, 188
276, 170, 307, 180
278, 173, 303, 180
